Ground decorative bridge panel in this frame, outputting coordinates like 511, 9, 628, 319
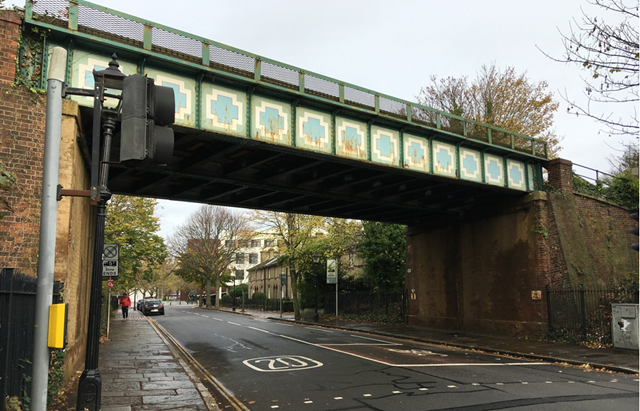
29, 0, 545, 193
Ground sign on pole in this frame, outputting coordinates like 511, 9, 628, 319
102, 243, 119, 280
326, 259, 337, 284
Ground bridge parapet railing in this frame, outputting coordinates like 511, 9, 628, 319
26, 0, 548, 160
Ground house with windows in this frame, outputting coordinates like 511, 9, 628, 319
225, 231, 279, 285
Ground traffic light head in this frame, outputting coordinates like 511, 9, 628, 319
120, 74, 175, 165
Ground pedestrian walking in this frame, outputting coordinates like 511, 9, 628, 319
119, 293, 131, 319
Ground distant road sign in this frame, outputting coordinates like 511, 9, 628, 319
327, 259, 337, 284
102, 243, 119, 279
106, 279, 114, 288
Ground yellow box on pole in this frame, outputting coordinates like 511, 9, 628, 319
48, 303, 67, 349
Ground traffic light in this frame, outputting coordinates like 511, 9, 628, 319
631, 212, 639, 251
120, 74, 175, 165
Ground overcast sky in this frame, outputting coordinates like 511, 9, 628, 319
9, 0, 638, 238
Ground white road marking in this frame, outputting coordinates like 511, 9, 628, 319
363, 394, 372, 397
522, 382, 529, 384
201, 315, 209, 318
270, 406, 279, 409
448, 385, 458, 388
392, 391, 401, 394
496, 383, 504, 386
334, 397, 343, 400
419, 388, 428, 391
472, 383, 480, 386
227, 321, 242, 326
212, 318, 223, 321
304, 400, 313, 404
278, 334, 549, 368
248, 326, 274, 334
545, 381, 552, 384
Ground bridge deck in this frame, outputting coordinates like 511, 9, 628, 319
23, 0, 547, 225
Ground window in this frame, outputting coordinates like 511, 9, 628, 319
235, 253, 245, 264
238, 240, 249, 248
250, 240, 260, 248
225, 240, 234, 248
264, 239, 274, 247
249, 253, 259, 264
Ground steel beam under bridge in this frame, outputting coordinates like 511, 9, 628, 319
25, 0, 548, 226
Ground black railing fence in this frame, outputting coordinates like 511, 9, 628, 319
0, 268, 37, 411
546, 284, 639, 344
219, 297, 294, 313
324, 288, 407, 322
0, 268, 62, 410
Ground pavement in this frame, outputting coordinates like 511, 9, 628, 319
99, 304, 638, 411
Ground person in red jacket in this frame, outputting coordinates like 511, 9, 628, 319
119, 293, 131, 319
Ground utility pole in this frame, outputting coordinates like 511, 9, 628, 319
31, 46, 67, 411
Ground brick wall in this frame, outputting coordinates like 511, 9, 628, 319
0, 10, 45, 273
0, 10, 94, 383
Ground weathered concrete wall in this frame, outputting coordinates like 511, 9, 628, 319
406, 193, 548, 335
0, 10, 94, 383
406, 159, 639, 336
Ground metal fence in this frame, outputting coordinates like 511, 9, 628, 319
0, 268, 62, 410
219, 298, 293, 313
546, 284, 639, 344
324, 283, 407, 323
0, 268, 37, 410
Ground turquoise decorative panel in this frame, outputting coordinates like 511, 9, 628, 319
433, 142, 456, 178
201, 84, 246, 136
371, 126, 399, 166
459, 148, 482, 182
296, 107, 331, 153
145, 68, 196, 128
70, 51, 136, 108
336, 117, 367, 160
484, 154, 505, 186
252, 96, 291, 145
507, 159, 527, 191
403, 134, 429, 172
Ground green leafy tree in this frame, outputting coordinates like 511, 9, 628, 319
252, 211, 325, 320
357, 221, 407, 291
169, 205, 251, 308
105, 195, 167, 293
417, 64, 561, 157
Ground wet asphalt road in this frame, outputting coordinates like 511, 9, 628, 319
155, 305, 639, 411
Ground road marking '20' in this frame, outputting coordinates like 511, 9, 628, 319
243, 356, 323, 372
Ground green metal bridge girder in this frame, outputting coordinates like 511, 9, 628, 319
22, 0, 548, 219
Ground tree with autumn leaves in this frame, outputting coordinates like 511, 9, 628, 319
168, 205, 252, 308
104, 195, 167, 295
417, 63, 562, 158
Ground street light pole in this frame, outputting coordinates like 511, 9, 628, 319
232, 273, 236, 311
313, 253, 320, 322
76, 54, 125, 411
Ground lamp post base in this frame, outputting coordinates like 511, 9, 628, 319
76, 369, 102, 411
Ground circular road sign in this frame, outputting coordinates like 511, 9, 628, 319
107, 279, 114, 288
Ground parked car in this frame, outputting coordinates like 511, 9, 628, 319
141, 299, 164, 315
136, 299, 146, 311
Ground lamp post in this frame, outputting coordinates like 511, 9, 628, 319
76, 54, 125, 411
312, 253, 320, 322
232, 271, 236, 311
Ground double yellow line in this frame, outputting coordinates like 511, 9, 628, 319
150, 319, 250, 411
